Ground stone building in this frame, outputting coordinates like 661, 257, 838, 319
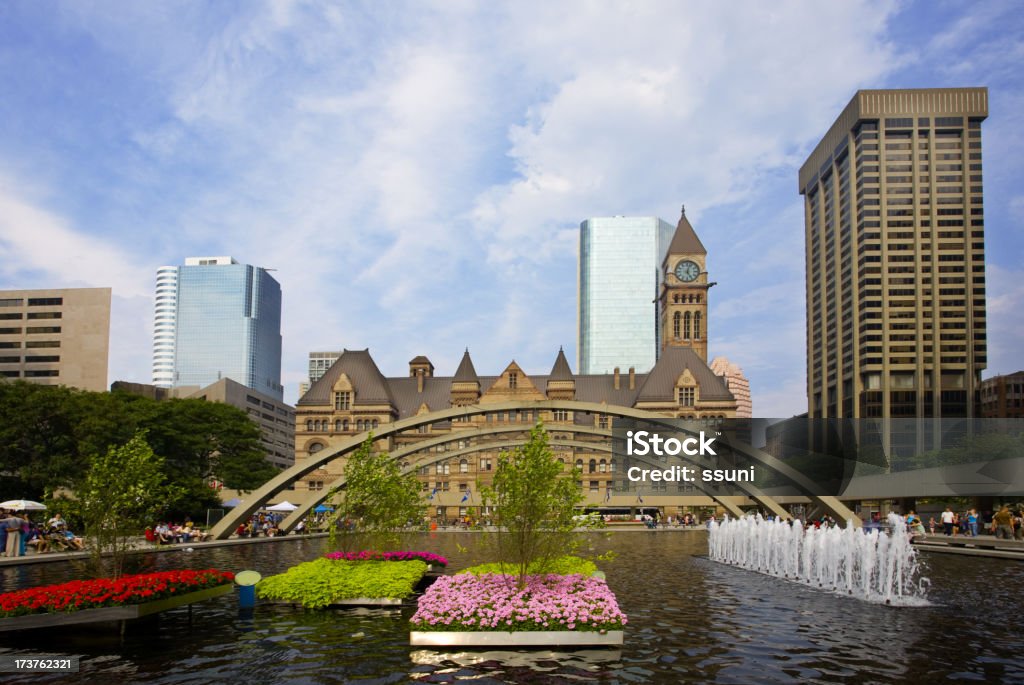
294, 213, 739, 520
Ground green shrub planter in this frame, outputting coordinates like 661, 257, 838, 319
257, 558, 428, 608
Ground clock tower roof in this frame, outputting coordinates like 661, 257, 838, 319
662, 205, 706, 265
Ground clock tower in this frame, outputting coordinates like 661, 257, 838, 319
659, 206, 712, 361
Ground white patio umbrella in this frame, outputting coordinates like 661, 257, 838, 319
265, 501, 298, 512
0, 499, 47, 511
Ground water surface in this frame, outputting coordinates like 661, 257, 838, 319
1, 531, 1021, 684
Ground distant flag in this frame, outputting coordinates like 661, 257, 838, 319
428, 487, 439, 500
461, 488, 472, 503
637, 490, 644, 504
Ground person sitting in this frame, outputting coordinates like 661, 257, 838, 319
155, 523, 176, 545
47, 513, 68, 531
63, 530, 85, 550
235, 523, 248, 538
24, 522, 48, 554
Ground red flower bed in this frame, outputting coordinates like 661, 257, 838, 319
0, 569, 235, 618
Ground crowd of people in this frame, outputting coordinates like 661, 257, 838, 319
145, 518, 212, 545
233, 511, 292, 538
0, 510, 85, 557
903, 505, 1023, 539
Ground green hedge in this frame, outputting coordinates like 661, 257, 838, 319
256, 558, 427, 608
459, 555, 598, 577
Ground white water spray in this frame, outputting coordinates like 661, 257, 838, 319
707, 513, 929, 605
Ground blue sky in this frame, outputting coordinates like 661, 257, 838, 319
0, 1, 1021, 416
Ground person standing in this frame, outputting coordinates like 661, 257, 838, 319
940, 507, 955, 536
967, 509, 979, 537
2, 510, 25, 558
991, 506, 1014, 540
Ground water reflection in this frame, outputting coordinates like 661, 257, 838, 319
1, 531, 1022, 684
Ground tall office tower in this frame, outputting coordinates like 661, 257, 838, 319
0, 287, 111, 391
152, 257, 283, 401
299, 351, 342, 398
800, 88, 988, 427
578, 216, 674, 374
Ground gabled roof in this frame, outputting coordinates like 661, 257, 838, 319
548, 347, 574, 381
453, 349, 479, 383
634, 347, 732, 402
663, 207, 706, 264
298, 349, 395, 407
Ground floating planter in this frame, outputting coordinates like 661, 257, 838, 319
0, 570, 234, 632
409, 572, 627, 647
257, 557, 430, 608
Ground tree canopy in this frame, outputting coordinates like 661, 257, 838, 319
480, 421, 585, 588
0, 381, 278, 517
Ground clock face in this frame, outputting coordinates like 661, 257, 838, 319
674, 260, 700, 282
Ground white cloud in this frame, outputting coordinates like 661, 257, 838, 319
3, 0, 1022, 417
0, 176, 152, 297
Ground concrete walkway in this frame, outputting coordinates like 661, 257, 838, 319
912, 533, 1024, 560
0, 532, 330, 569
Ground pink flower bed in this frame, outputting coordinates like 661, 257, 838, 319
324, 550, 448, 566
410, 573, 627, 632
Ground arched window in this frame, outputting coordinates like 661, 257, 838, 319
696, 294, 701, 303
343, 419, 349, 431
357, 419, 364, 431
694, 312, 702, 339
575, 458, 583, 470
309, 442, 324, 453
372, 419, 379, 429
589, 459, 597, 473
306, 420, 313, 431
435, 463, 443, 475
334, 420, 342, 432
443, 462, 450, 475
599, 459, 607, 473
673, 293, 679, 303
459, 459, 469, 474
683, 312, 691, 339
673, 311, 681, 339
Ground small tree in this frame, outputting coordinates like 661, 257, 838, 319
480, 422, 585, 588
70, 431, 182, 578
327, 435, 424, 552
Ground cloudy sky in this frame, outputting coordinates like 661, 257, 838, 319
1, 1, 1021, 416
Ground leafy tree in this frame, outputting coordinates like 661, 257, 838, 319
327, 435, 424, 552
479, 422, 585, 588
0, 382, 278, 518
67, 430, 183, 578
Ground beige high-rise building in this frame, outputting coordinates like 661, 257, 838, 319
0, 287, 111, 392
799, 88, 988, 429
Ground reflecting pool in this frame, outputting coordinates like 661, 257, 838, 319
2, 531, 1022, 684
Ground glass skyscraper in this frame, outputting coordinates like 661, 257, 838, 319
578, 216, 674, 374
152, 256, 283, 401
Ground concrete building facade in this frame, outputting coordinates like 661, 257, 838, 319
979, 371, 1024, 418
0, 287, 111, 392
800, 88, 988, 434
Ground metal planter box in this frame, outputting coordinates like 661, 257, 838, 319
0, 584, 232, 632
410, 629, 624, 647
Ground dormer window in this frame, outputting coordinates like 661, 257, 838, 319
678, 387, 695, 407
334, 391, 351, 410
509, 371, 518, 389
